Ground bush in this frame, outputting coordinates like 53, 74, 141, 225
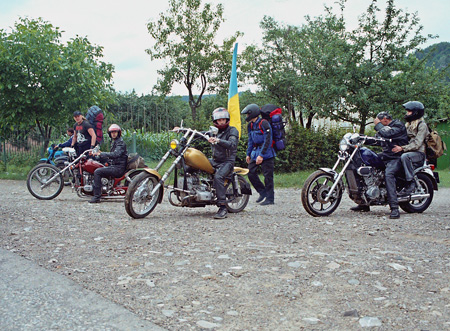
274, 123, 347, 172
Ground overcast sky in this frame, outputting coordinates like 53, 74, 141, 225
1, 0, 449, 96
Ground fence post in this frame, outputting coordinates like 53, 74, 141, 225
131, 131, 137, 154
2, 140, 6, 171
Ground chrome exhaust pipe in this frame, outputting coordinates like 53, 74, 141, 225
397, 193, 430, 202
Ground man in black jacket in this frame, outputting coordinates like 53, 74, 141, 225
89, 124, 128, 203
351, 112, 408, 219
207, 107, 239, 219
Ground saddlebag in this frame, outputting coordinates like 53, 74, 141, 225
127, 153, 147, 170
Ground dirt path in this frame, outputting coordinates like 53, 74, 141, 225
1, 180, 449, 330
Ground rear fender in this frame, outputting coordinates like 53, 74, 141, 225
233, 167, 249, 176
417, 169, 438, 191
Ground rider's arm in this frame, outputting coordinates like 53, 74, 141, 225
87, 127, 96, 147
101, 140, 127, 159
216, 128, 238, 151
260, 120, 272, 155
375, 121, 406, 139
401, 122, 428, 152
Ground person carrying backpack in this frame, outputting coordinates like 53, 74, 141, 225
392, 101, 429, 196
71, 111, 97, 156
241, 103, 276, 205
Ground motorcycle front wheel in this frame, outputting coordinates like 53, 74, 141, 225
301, 170, 343, 217
27, 164, 64, 200
225, 175, 250, 213
55, 161, 72, 186
124, 172, 161, 219
399, 173, 434, 213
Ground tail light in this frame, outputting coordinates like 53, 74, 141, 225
430, 164, 435, 170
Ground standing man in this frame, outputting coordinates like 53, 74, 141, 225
241, 104, 275, 205
392, 101, 429, 196
369, 111, 408, 219
89, 124, 128, 203
71, 111, 97, 156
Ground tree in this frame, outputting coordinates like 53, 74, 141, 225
0, 17, 115, 144
146, 0, 242, 123
243, 0, 449, 133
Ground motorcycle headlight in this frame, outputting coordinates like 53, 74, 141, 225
339, 138, 349, 151
170, 139, 179, 150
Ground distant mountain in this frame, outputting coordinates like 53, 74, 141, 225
416, 42, 450, 79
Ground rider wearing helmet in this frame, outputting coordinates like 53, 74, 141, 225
352, 111, 408, 219
241, 103, 276, 206
89, 124, 128, 203
392, 101, 429, 196
208, 107, 239, 219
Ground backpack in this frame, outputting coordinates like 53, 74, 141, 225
259, 104, 286, 151
426, 128, 447, 160
86, 106, 104, 145
127, 153, 147, 170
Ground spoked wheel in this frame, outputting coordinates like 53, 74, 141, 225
399, 173, 434, 213
301, 170, 343, 217
125, 172, 162, 219
27, 164, 64, 200
225, 175, 250, 213
55, 162, 72, 186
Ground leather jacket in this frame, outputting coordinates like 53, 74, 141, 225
100, 137, 128, 169
375, 119, 408, 160
211, 125, 239, 164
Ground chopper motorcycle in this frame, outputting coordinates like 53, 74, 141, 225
27, 147, 145, 200
301, 132, 438, 217
124, 126, 252, 219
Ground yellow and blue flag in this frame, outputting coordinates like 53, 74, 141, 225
228, 43, 241, 138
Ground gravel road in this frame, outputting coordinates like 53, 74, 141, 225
1, 179, 449, 330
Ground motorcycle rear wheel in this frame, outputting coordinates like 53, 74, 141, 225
225, 175, 250, 213
27, 164, 64, 200
399, 173, 434, 213
301, 170, 343, 217
125, 172, 161, 219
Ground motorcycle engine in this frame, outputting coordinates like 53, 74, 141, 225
357, 166, 385, 201
177, 175, 212, 201
83, 172, 94, 192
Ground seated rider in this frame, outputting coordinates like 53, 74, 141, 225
58, 128, 75, 149
392, 101, 429, 196
207, 107, 239, 219
89, 124, 128, 203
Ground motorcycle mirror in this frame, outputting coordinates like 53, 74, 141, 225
209, 126, 219, 136
180, 120, 184, 128
352, 124, 357, 133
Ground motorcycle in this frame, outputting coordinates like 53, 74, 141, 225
27, 147, 145, 200
301, 132, 439, 217
124, 126, 252, 219
38, 144, 71, 185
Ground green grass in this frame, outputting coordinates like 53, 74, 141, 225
2, 158, 450, 189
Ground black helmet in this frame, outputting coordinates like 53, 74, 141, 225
241, 104, 260, 122
376, 111, 392, 120
402, 101, 425, 122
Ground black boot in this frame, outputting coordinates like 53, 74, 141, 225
214, 206, 228, 219
399, 181, 415, 196
255, 193, 266, 203
89, 197, 101, 203
350, 204, 370, 212
389, 208, 400, 219
260, 199, 274, 206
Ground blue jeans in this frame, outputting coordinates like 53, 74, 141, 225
384, 158, 402, 210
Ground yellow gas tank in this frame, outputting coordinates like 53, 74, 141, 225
184, 148, 214, 174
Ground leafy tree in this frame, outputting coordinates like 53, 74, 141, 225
243, 0, 449, 133
146, 0, 242, 124
0, 17, 115, 144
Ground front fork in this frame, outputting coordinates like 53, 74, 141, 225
324, 148, 358, 202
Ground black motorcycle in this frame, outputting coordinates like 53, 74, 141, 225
301, 133, 439, 217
